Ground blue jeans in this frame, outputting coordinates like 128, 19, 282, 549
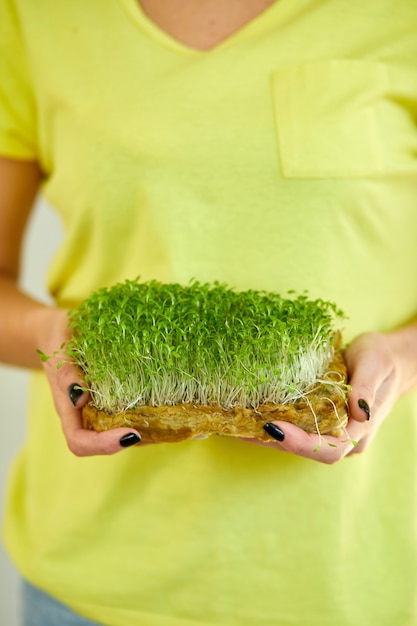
21, 580, 103, 626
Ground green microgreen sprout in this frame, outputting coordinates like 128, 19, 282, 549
62, 278, 348, 432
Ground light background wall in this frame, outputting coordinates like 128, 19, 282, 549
0, 197, 63, 626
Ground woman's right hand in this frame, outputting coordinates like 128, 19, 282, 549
0, 157, 140, 456
38, 307, 142, 456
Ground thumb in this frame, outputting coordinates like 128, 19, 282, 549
67, 381, 89, 409
345, 337, 389, 423
50, 361, 142, 456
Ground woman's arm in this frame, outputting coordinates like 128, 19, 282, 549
0, 157, 141, 454
0, 157, 53, 367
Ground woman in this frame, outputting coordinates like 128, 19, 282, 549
1, 1, 417, 624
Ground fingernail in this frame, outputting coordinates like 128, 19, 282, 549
120, 433, 141, 447
263, 422, 285, 442
68, 383, 84, 407
358, 398, 371, 420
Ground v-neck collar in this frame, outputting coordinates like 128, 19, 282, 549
118, 0, 282, 56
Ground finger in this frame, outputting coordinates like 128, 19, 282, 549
266, 420, 364, 464
67, 382, 89, 409
345, 348, 392, 423
63, 420, 142, 457
239, 436, 287, 452
346, 433, 371, 456
51, 363, 142, 456
57, 386, 142, 456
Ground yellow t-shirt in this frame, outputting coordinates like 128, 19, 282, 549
2, 1, 417, 624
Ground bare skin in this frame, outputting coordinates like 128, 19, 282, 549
1, 154, 417, 460
138, 0, 276, 50
0, 158, 141, 455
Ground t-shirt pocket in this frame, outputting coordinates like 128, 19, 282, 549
271, 60, 414, 179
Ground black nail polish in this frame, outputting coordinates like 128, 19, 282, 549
68, 383, 84, 407
263, 422, 285, 442
358, 398, 371, 420
120, 433, 141, 447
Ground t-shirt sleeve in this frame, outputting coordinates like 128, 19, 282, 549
0, 0, 38, 160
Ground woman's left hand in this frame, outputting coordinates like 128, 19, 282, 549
247, 324, 417, 464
